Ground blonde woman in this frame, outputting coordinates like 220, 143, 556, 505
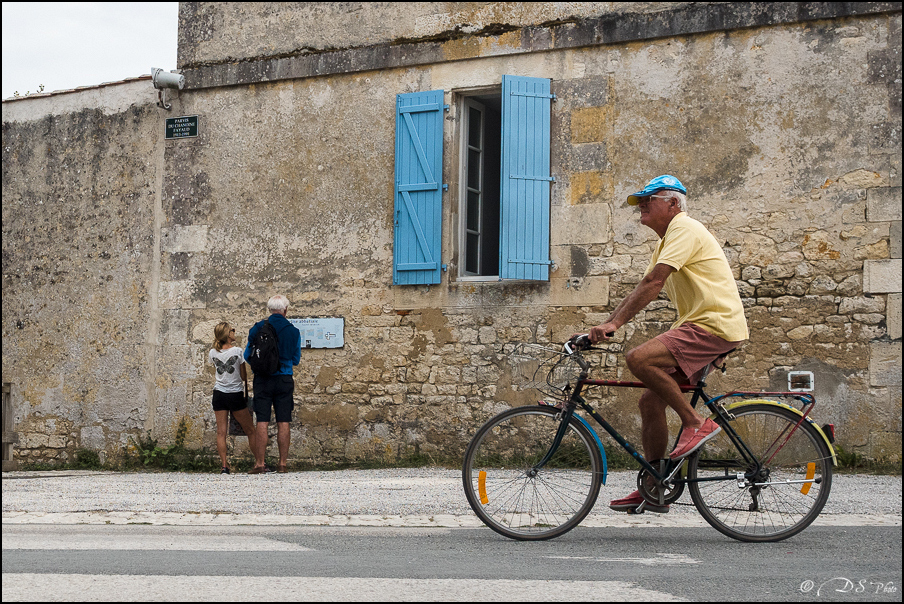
209, 322, 256, 473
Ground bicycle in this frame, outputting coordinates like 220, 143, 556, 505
462, 335, 837, 542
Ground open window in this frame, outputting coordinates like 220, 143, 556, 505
460, 94, 501, 278
393, 76, 553, 285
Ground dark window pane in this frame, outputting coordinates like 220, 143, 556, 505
467, 191, 480, 232
467, 149, 481, 190
466, 233, 480, 274
469, 107, 482, 147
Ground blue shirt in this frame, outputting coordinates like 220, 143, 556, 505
244, 313, 301, 375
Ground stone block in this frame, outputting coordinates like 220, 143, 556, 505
741, 266, 761, 280
161, 310, 191, 346
842, 200, 867, 224
570, 106, 611, 143
868, 121, 901, 155
891, 220, 902, 259
863, 259, 902, 293
888, 293, 902, 340
869, 431, 902, 462
159, 280, 206, 309
838, 296, 885, 314
867, 187, 902, 222
549, 275, 609, 307
192, 319, 222, 344
161, 225, 209, 253
840, 169, 883, 189
477, 326, 497, 344
588, 254, 632, 276
869, 341, 902, 387
393, 285, 444, 310
551, 202, 610, 245
569, 142, 608, 172
80, 426, 105, 450
556, 75, 609, 109
787, 325, 814, 340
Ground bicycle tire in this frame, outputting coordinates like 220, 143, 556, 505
687, 403, 833, 542
462, 405, 603, 540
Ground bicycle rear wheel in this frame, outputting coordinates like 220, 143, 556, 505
688, 403, 833, 542
462, 405, 603, 540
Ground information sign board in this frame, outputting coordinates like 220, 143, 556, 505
289, 318, 344, 349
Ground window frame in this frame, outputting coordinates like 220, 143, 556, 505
457, 90, 503, 282
393, 77, 553, 286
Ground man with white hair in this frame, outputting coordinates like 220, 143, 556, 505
588, 175, 748, 513
244, 294, 301, 474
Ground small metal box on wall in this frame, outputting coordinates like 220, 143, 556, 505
289, 318, 344, 349
2, 383, 18, 471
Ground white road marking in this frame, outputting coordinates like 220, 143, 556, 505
1, 574, 688, 602
1, 534, 311, 551
547, 553, 700, 565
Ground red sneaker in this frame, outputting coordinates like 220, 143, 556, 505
609, 490, 669, 514
669, 418, 721, 460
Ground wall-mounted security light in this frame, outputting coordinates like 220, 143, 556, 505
151, 67, 184, 110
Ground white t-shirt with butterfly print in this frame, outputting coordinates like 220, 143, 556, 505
209, 346, 245, 393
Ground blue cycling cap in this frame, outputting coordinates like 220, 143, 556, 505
627, 175, 687, 205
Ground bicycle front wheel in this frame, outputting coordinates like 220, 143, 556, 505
688, 403, 833, 542
462, 405, 603, 541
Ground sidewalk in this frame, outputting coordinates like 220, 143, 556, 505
2, 468, 901, 528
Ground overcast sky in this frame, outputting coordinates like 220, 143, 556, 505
2, 2, 179, 100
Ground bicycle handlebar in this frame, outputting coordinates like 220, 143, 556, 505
565, 333, 613, 354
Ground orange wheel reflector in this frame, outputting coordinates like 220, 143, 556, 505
800, 462, 815, 495
478, 470, 489, 504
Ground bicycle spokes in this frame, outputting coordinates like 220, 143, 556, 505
463, 406, 603, 540
688, 403, 832, 542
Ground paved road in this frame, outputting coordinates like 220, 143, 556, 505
3, 469, 901, 601
2, 524, 901, 601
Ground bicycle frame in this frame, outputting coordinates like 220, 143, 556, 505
465, 341, 835, 542
536, 360, 819, 489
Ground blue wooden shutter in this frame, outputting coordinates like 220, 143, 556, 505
499, 75, 553, 281
394, 90, 444, 285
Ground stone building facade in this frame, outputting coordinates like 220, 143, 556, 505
2, 2, 901, 465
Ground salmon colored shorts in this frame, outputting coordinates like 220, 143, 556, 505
656, 323, 742, 385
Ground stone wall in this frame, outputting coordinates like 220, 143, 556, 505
2, 2, 900, 465
2, 79, 163, 464
177, 2, 703, 67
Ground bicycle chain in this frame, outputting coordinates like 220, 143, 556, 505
668, 497, 751, 511
645, 498, 748, 511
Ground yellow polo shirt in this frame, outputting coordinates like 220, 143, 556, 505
646, 213, 749, 342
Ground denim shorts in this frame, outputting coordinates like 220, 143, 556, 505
253, 374, 295, 423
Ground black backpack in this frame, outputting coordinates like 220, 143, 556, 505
247, 319, 280, 376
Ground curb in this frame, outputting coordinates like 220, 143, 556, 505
3, 511, 900, 528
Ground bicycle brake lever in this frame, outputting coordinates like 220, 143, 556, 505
565, 334, 590, 354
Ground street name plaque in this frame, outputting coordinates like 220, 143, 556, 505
165, 115, 199, 139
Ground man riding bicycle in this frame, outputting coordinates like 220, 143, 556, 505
588, 175, 749, 514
